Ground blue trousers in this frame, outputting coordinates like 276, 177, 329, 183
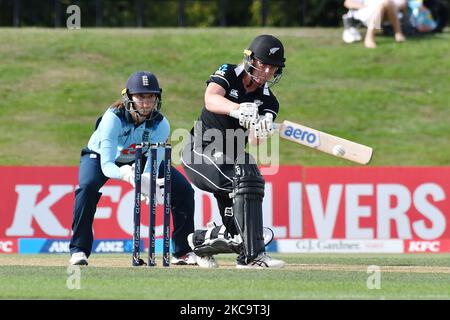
69, 152, 195, 258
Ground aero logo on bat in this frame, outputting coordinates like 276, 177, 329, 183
282, 125, 321, 148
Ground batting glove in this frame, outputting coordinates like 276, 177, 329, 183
254, 113, 274, 139
229, 102, 259, 129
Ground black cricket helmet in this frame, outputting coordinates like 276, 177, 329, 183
121, 71, 162, 121
243, 34, 286, 87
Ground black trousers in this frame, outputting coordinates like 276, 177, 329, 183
69, 152, 195, 258
181, 138, 253, 237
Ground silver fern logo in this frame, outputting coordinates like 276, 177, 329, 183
269, 47, 280, 55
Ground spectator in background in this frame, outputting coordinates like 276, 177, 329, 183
423, 0, 449, 33
344, 0, 407, 48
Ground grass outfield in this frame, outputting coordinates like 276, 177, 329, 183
1, 253, 449, 300
0, 28, 449, 166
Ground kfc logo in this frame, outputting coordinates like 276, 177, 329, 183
0, 240, 15, 253
408, 241, 440, 253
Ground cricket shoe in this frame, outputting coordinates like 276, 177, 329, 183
187, 233, 219, 268
236, 252, 285, 269
188, 222, 273, 253
171, 252, 198, 265
69, 252, 88, 266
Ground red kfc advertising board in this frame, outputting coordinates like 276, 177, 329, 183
0, 166, 449, 248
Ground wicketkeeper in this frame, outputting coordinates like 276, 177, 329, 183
69, 71, 197, 266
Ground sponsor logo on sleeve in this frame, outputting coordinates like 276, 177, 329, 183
229, 89, 239, 99
215, 64, 228, 77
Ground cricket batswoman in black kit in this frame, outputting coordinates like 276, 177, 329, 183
181, 35, 286, 268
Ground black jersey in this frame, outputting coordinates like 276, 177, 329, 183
191, 63, 279, 158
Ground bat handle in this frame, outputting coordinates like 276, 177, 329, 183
230, 110, 281, 131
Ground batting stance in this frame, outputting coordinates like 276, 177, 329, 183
69, 71, 197, 266
181, 35, 286, 268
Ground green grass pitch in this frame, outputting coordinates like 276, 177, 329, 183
1, 253, 449, 300
1, 27, 449, 302
0, 28, 449, 166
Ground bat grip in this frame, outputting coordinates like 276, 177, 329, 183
230, 110, 281, 131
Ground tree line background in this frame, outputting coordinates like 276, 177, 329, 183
1, 0, 449, 27
0, 0, 369, 27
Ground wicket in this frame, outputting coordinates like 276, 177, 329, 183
132, 142, 171, 267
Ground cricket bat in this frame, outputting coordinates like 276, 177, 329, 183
274, 120, 373, 165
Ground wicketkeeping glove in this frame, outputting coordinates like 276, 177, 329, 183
253, 113, 274, 139
156, 178, 165, 205
119, 164, 135, 187
141, 174, 164, 205
229, 102, 259, 129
